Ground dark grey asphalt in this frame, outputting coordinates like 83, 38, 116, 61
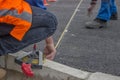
24, 0, 120, 76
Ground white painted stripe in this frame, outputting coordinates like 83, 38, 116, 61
55, 0, 84, 48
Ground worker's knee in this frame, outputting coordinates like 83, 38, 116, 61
49, 13, 58, 28
46, 12, 58, 33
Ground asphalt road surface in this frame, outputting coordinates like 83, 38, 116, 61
24, 0, 120, 76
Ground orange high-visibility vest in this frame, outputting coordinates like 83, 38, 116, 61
0, 0, 32, 41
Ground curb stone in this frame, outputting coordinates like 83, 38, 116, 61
0, 51, 120, 80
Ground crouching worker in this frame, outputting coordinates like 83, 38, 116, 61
0, 0, 58, 79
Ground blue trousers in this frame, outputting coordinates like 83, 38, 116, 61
96, 0, 117, 21
0, 6, 57, 56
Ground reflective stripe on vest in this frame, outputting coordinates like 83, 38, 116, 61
0, 9, 32, 22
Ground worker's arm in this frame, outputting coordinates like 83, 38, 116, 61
43, 36, 56, 60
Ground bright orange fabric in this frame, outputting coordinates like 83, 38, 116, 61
0, 0, 32, 14
0, 0, 32, 41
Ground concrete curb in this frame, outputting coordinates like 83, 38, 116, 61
88, 72, 120, 80
0, 51, 120, 80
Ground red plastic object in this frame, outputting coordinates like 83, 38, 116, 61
33, 44, 36, 50
21, 63, 34, 77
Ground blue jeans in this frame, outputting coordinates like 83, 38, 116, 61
0, 6, 58, 56
96, 0, 117, 21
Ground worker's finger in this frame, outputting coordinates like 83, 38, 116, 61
46, 52, 55, 60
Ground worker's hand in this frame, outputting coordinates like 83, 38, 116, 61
43, 42, 56, 60
87, 4, 96, 17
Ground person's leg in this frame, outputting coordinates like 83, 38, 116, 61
110, 0, 117, 14
85, 0, 110, 29
0, 6, 57, 56
96, 0, 111, 21
110, 0, 118, 20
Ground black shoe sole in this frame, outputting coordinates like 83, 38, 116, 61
85, 26, 104, 29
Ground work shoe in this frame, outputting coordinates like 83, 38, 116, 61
85, 19, 107, 29
0, 68, 6, 79
110, 13, 118, 20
